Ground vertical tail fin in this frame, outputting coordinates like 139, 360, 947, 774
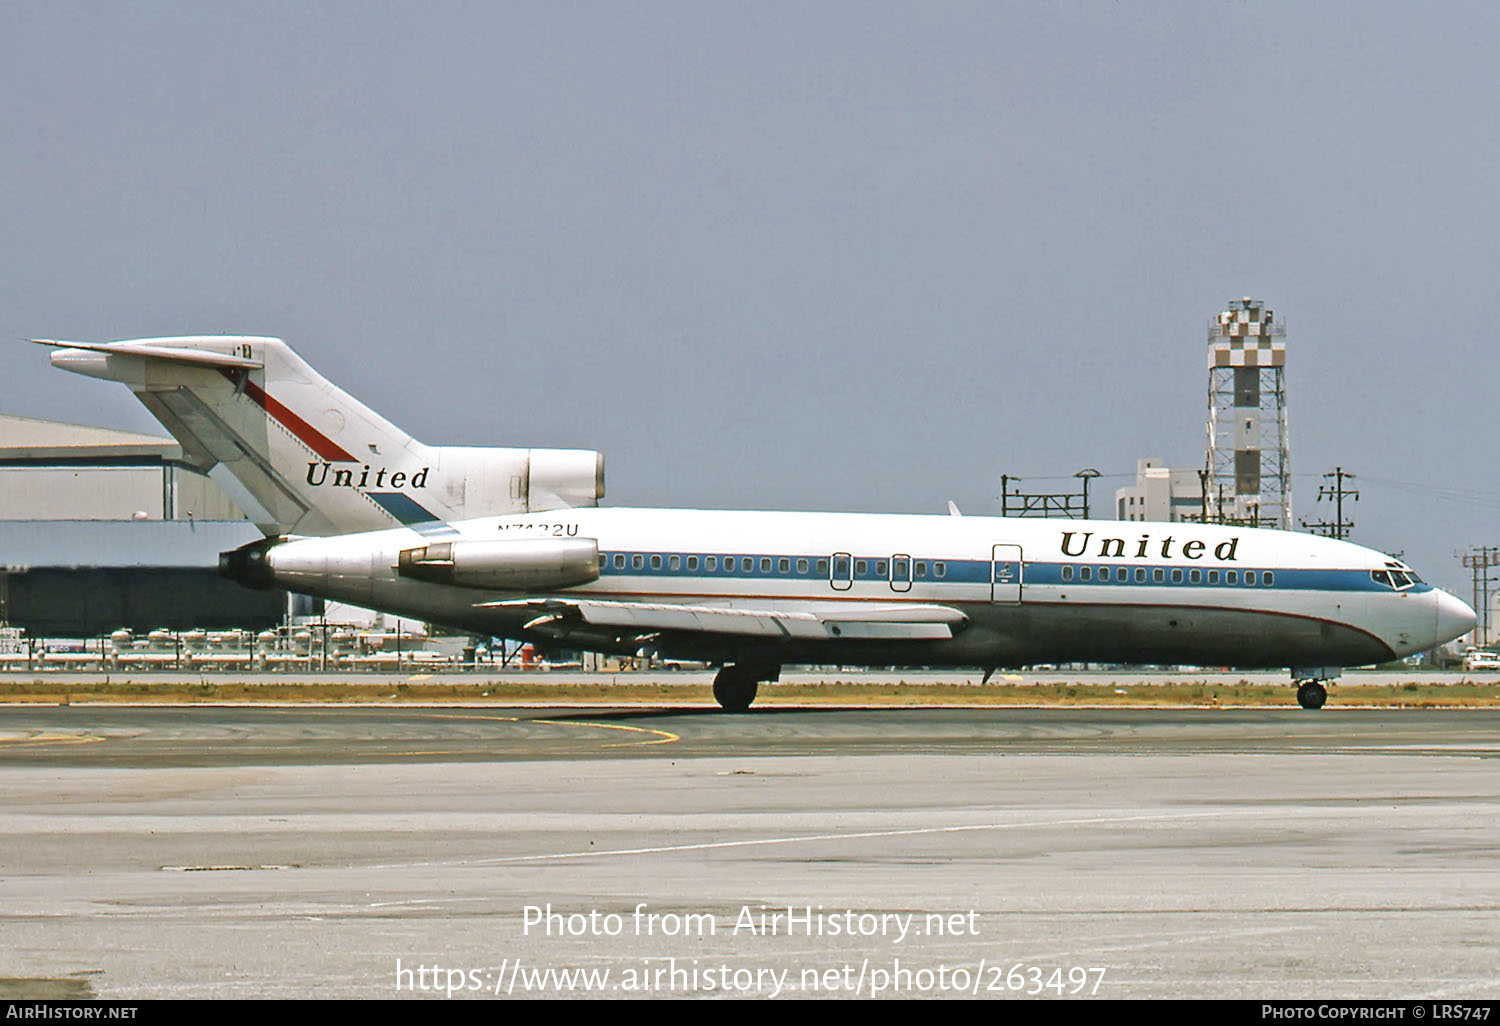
39, 336, 603, 536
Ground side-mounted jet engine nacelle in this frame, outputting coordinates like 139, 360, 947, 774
396, 538, 599, 591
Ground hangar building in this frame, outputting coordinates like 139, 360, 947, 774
0, 414, 285, 635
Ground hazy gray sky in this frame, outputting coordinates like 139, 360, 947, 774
2, 1, 1497, 593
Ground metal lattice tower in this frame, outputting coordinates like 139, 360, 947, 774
1206, 298, 1290, 529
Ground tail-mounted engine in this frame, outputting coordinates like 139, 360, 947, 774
218, 536, 284, 590
397, 538, 599, 591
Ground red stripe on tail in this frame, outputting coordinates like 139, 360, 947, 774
220, 369, 357, 462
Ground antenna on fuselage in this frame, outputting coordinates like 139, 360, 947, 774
947, 501, 963, 517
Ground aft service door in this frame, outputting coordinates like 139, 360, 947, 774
991, 544, 1023, 604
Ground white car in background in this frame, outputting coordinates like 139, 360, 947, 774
1462, 650, 1500, 671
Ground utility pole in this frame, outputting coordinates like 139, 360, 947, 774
1000, 470, 1096, 519
1191, 482, 1270, 527
1301, 466, 1359, 539
1075, 468, 1100, 520
1460, 546, 1500, 648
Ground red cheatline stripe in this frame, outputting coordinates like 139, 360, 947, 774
220, 369, 357, 462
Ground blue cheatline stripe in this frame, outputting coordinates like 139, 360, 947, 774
366, 491, 460, 536
367, 491, 439, 523
591, 550, 1431, 595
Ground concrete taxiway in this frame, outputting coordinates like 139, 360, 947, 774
1, 706, 1498, 999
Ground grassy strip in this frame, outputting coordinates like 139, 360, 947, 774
2, 679, 1500, 707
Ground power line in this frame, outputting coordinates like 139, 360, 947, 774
1355, 475, 1500, 511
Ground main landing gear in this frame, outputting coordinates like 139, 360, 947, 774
1295, 679, 1328, 710
712, 664, 779, 712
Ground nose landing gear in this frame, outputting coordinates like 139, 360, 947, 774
1295, 680, 1328, 709
1290, 667, 1340, 710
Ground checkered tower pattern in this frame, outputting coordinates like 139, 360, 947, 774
1205, 298, 1290, 529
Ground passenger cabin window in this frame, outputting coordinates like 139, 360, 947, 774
631, 555, 644, 570
1134, 568, 1146, 583
934, 562, 946, 578
1152, 568, 1165, 583
1189, 569, 1201, 584
669, 555, 680, 571
650, 555, 662, 570
613, 554, 625, 570
1080, 566, 1092, 582
1264, 571, 1274, 586
760, 557, 772, 573
817, 558, 829, 574
705, 556, 716, 571
855, 560, 868, 576
916, 562, 927, 577
1208, 570, 1220, 584
687, 555, 699, 570
1226, 570, 1238, 584
1062, 566, 1075, 582
741, 557, 753, 572
779, 558, 790, 574
1171, 569, 1183, 583
797, 558, 809, 574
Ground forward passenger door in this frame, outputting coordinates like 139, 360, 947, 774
991, 544, 1023, 604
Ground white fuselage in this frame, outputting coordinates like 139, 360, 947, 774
249, 508, 1475, 671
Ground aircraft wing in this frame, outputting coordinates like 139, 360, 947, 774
479, 598, 969, 641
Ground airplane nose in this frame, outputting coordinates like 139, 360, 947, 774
1433, 589, 1477, 647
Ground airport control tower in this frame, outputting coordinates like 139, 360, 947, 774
1206, 298, 1291, 529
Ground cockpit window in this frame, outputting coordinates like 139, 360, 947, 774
1371, 569, 1416, 591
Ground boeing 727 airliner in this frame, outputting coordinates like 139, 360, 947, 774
39, 336, 1476, 710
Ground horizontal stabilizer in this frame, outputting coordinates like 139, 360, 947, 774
30, 338, 263, 370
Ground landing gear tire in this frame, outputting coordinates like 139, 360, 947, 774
712, 666, 759, 712
1296, 681, 1327, 710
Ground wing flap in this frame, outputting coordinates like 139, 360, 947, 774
479, 598, 967, 641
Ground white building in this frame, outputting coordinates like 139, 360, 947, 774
1115, 458, 1203, 523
